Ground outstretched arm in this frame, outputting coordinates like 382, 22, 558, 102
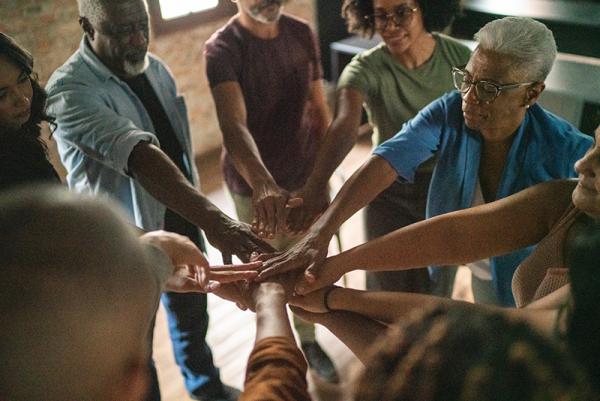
211, 81, 292, 238
291, 286, 463, 325
257, 155, 398, 280
287, 88, 365, 233
294, 180, 576, 294
129, 142, 274, 262
291, 306, 387, 365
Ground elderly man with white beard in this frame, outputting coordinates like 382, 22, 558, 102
46, 1, 274, 400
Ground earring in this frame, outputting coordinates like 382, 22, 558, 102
525, 104, 530, 109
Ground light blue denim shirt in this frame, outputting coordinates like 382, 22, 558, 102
374, 91, 592, 306
46, 38, 199, 230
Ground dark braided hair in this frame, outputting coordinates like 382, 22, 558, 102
341, 0, 461, 38
354, 305, 594, 401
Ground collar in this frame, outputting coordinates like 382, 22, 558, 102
78, 36, 125, 84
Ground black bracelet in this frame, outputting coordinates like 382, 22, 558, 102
323, 286, 337, 312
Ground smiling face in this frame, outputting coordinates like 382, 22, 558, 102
572, 127, 600, 219
0, 56, 33, 131
461, 48, 541, 142
237, 0, 285, 25
372, 0, 426, 57
85, 0, 149, 79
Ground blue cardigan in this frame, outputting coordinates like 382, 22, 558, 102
374, 91, 592, 306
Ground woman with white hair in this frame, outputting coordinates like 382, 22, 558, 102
257, 16, 592, 307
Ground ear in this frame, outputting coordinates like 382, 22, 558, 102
107, 358, 150, 401
79, 17, 95, 40
524, 82, 545, 108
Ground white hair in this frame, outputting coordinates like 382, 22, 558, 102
474, 17, 557, 82
77, 0, 147, 26
77, 0, 109, 26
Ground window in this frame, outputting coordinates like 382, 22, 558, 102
148, 0, 237, 34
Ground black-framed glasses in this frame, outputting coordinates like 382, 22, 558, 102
365, 5, 418, 31
452, 67, 536, 104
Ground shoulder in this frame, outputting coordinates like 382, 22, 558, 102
46, 49, 95, 94
435, 33, 472, 64
346, 43, 390, 71
205, 17, 243, 55
527, 179, 577, 228
529, 105, 592, 146
280, 14, 313, 34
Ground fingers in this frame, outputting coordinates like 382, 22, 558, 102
141, 230, 209, 268
210, 260, 262, 271
294, 263, 325, 295
285, 197, 303, 209
209, 270, 258, 283
253, 201, 269, 237
256, 257, 304, 280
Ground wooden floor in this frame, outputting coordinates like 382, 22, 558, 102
153, 139, 473, 401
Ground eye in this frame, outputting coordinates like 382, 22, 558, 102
479, 81, 498, 94
17, 73, 30, 85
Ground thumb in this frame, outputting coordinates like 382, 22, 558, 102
295, 263, 318, 295
285, 197, 303, 209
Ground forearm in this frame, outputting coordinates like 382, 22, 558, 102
304, 88, 363, 192
222, 123, 276, 190
254, 285, 294, 342
128, 141, 224, 229
311, 155, 397, 240
329, 186, 557, 276
307, 310, 387, 364
304, 115, 360, 192
327, 287, 461, 324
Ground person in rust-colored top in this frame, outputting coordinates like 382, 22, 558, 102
236, 281, 311, 401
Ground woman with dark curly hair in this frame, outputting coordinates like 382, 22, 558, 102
0, 32, 60, 190
288, 0, 471, 295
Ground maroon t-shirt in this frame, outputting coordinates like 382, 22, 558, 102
205, 14, 323, 196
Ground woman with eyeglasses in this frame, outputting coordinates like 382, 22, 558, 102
0, 32, 61, 190
257, 17, 592, 307
285, 0, 471, 296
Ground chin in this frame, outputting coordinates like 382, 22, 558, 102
572, 189, 600, 217
123, 55, 150, 77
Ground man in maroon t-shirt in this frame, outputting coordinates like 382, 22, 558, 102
204, 0, 338, 382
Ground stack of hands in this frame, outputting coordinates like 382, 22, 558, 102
140, 230, 338, 314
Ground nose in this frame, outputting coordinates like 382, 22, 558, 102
129, 29, 148, 47
11, 87, 31, 109
575, 147, 599, 177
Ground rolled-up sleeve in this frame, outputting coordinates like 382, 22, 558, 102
47, 79, 159, 175
373, 96, 446, 182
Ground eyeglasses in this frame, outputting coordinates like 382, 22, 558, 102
452, 67, 536, 104
366, 5, 418, 31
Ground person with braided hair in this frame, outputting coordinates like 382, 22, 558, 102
353, 305, 593, 401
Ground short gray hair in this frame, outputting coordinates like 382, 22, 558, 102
77, 0, 108, 26
77, 0, 147, 26
474, 16, 557, 82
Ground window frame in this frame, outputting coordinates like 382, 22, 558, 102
147, 0, 237, 35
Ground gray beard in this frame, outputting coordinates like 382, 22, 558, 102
123, 54, 149, 77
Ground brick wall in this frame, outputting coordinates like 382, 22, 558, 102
0, 0, 316, 174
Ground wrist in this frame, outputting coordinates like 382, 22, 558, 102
254, 282, 286, 310
323, 285, 340, 312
